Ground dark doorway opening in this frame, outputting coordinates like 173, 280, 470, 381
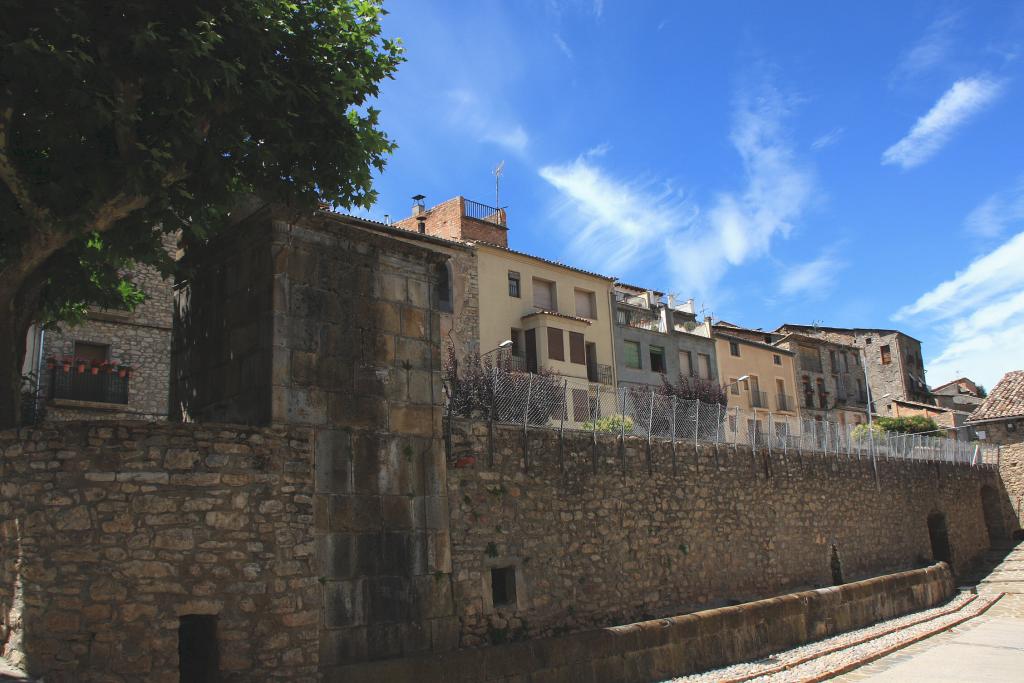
830, 544, 845, 585
980, 485, 1007, 545
490, 566, 517, 608
524, 329, 538, 373
927, 512, 953, 567
179, 614, 219, 683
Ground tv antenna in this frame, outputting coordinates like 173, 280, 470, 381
493, 160, 505, 208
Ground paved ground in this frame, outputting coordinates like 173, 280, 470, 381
835, 543, 1024, 682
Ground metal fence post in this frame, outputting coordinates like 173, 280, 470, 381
558, 378, 567, 471
523, 373, 532, 471
671, 395, 678, 476
767, 412, 773, 460
592, 384, 601, 474
619, 388, 627, 473
693, 398, 700, 448
488, 368, 496, 466
646, 390, 654, 475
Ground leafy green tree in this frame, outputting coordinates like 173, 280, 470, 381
874, 415, 939, 434
0, 1, 402, 426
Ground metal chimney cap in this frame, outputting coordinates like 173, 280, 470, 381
412, 194, 426, 202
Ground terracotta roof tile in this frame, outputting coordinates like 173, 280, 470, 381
968, 370, 1024, 422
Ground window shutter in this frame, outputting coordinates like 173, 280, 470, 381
569, 332, 585, 364
547, 327, 564, 361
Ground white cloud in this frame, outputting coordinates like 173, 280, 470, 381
965, 177, 1024, 237
538, 82, 814, 296
895, 230, 1024, 388
446, 89, 529, 154
779, 254, 845, 297
811, 127, 844, 151
892, 12, 960, 82
881, 77, 1004, 169
553, 33, 573, 59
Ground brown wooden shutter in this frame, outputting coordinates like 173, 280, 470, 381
547, 327, 564, 361
569, 332, 585, 364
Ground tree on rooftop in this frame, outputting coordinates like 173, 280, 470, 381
0, 0, 403, 427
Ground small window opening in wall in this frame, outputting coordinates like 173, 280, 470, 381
179, 614, 219, 682
830, 544, 844, 585
490, 566, 517, 608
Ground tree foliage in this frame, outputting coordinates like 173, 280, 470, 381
659, 372, 728, 407
0, 0, 403, 425
874, 415, 940, 434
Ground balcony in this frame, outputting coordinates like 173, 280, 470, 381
463, 199, 506, 227
615, 305, 665, 333
776, 394, 795, 412
588, 363, 614, 385
50, 367, 129, 405
750, 391, 769, 409
803, 392, 815, 409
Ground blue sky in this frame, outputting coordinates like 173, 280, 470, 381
360, 1, 1024, 390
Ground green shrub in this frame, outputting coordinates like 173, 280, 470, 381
582, 414, 633, 433
875, 415, 939, 434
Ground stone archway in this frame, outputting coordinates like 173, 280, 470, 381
980, 484, 1007, 545
927, 511, 953, 567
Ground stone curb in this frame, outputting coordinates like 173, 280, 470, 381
801, 591, 1005, 682
717, 592, 981, 683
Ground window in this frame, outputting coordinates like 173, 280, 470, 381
547, 327, 564, 361
842, 352, 850, 372
829, 350, 837, 368
624, 340, 642, 369
508, 271, 520, 298
649, 346, 666, 373
729, 341, 740, 357
510, 329, 522, 358
1009, 422, 1018, 433
74, 341, 108, 363
569, 331, 586, 365
436, 261, 453, 313
698, 353, 712, 379
729, 377, 740, 395
679, 350, 693, 376
179, 615, 219, 682
773, 354, 782, 366
880, 344, 892, 365
532, 278, 556, 311
865, 337, 872, 344
728, 413, 737, 431
490, 566, 517, 608
574, 289, 597, 319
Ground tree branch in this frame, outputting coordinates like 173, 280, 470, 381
0, 106, 55, 232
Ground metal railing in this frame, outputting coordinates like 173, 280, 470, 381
615, 306, 664, 332
50, 368, 130, 404
750, 391, 769, 408
463, 198, 506, 227
445, 370, 999, 467
587, 363, 614, 385
776, 394, 794, 412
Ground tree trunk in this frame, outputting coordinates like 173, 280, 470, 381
0, 307, 30, 429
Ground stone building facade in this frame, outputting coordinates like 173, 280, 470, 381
967, 370, 1024, 446
773, 333, 869, 427
612, 285, 718, 392
23, 235, 176, 422
776, 324, 932, 414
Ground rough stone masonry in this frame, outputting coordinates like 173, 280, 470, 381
0, 208, 1017, 682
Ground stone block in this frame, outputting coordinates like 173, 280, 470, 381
327, 393, 388, 431
320, 626, 368, 665
318, 533, 356, 579
389, 404, 436, 437
401, 306, 429, 340
285, 387, 328, 426
377, 273, 407, 303
315, 429, 352, 495
328, 495, 380, 533
382, 495, 415, 530
413, 575, 454, 619
365, 576, 411, 624
366, 622, 405, 660
395, 337, 432, 370
373, 301, 402, 334
324, 579, 365, 628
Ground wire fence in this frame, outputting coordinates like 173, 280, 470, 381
446, 372, 1000, 467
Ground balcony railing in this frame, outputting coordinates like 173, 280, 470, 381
776, 394, 795, 412
588, 363, 614, 385
615, 306, 665, 333
750, 391, 769, 409
463, 199, 506, 227
50, 367, 129, 404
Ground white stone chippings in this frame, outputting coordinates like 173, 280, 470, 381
666, 590, 985, 682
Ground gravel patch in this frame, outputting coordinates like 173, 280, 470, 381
665, 591, 985, 683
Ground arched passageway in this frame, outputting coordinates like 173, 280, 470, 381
980, 484, 1007, 545
927, 511, 953, 567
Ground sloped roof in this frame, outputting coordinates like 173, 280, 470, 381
968, 370, 1024, 422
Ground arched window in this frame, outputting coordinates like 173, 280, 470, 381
436, 260, 453, 313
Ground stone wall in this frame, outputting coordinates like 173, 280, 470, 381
977, 418, 1024, 446
998, 441, 1024, 533
444, 419, 1002, 647
38, 235, 175, 421
329, 562, 955, 683
0, 420, 317, 682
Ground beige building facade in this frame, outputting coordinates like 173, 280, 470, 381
714, 327, 801, 443
475, 244, 616, 385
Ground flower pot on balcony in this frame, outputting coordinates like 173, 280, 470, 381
118, 367, 130, 379
76, 361, 87, 374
